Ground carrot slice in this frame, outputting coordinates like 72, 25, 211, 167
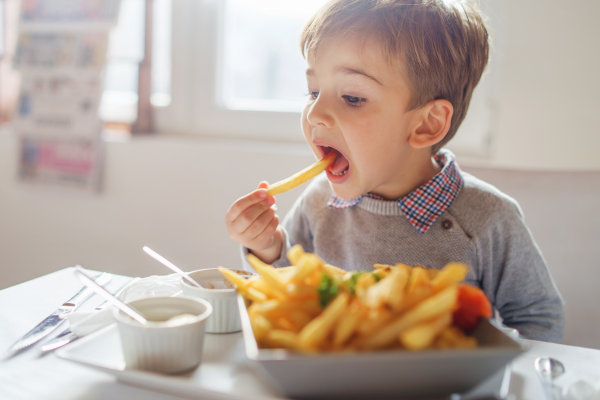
452, 284, 492, 332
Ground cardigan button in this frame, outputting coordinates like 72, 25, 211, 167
441, 219, 453, 230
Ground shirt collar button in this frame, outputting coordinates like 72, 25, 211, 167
441, 219, 453, 230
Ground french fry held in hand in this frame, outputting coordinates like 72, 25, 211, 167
266, 152, 337, 196
220, 245, 492, 353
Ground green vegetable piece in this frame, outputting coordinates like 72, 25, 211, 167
345, 271, 364, 295
317, 272, 339, 307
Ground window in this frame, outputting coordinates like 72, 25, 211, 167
221, 0, 327, 112
155, 0, 322, 141
156, 0, 494, 156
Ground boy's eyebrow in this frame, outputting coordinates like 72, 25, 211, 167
305, 67, 383, 86
337, 67, 383, 86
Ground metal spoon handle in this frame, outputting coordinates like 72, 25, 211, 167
74, 267, 148, 325
142, 246, 203, 288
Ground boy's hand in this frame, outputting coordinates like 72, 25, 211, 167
225, 182, 283, 264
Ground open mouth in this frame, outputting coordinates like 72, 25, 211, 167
321, 146, 349, 177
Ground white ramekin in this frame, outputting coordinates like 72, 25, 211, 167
114, 296, 212, 374
181, 268, 252, 333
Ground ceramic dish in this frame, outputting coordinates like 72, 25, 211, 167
114, 296, 212, 374
237, 295, 525, 399
181, 268, 254, 333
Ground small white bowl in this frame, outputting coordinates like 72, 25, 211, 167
181, 268, 253, 333
114, 296, 212, 374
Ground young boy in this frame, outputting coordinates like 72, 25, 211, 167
225, 0, 564, 343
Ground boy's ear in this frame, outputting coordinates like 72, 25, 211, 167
408, 99, 453, 149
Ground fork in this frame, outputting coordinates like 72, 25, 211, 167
38, 277, 134, 355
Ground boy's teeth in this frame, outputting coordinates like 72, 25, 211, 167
331, 168, 348, 176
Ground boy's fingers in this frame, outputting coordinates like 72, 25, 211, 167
226, 188, 273, 224
228, 203, 269, 237
243, 207, 278, 240
246, 214, 280, 251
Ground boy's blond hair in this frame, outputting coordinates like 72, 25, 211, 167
301, 0, 489, 152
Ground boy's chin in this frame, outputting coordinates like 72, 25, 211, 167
329, 183, 363, 202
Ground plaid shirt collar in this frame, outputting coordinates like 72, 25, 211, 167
327, 149, 464, 234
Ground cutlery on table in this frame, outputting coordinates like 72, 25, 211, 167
39, 277, 135, 355
142, 245, 204, 288
535, 356, 565, 400
3, 269, 111, 360
74, 267, 148, 325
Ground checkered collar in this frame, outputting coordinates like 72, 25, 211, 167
327, 149, 464, 234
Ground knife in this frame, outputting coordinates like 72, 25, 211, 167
38, 277, 135, 355
3, 269, 111, 359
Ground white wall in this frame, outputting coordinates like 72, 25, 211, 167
0, 131, 311, 286
1, 0, 599, 350
455, 0, 600, 170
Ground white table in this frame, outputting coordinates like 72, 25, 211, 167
1, 267, 599, 400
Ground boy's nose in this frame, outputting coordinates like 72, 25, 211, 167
305, 95, 334, 128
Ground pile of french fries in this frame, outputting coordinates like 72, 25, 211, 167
219, 245, 479, 353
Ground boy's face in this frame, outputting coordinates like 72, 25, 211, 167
302, 35, 427, 200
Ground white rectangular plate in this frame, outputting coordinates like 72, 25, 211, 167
57, 320, 517, 400
238, 297, 523, 399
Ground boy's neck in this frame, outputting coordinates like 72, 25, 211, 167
375, 152, 441, 201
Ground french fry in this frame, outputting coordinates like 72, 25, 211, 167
400, 284, 434, 312
249, 298, 320, 320
332, 299, 365, 347
218, 266, 249, 289
354, 307, 393, 337
244, 286, 269, 302
298, 292, 349, 350
285, 282, 319, 301
431, 262, 468, 292
287, 252, 323, 284
434, 326, 478, 349
354, 273, 378, 302
250, 313, 272, 342
364, 267, 408, 310
400, 313, 452, 350
373, 263, 393, 271
359, 286, 458, 350
323, 263, 347, 278
267, 152, 337, 196
286, 244, 305, 265
286, 310, 316, 332
407, 266, 431, 293
219, 267, 268, 302
248, 277, 287, 300
247, 253, 287, 295
264, 330, 299, 349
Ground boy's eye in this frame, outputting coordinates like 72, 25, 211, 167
308, 91, 319, 100
342, 95, 366, 106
